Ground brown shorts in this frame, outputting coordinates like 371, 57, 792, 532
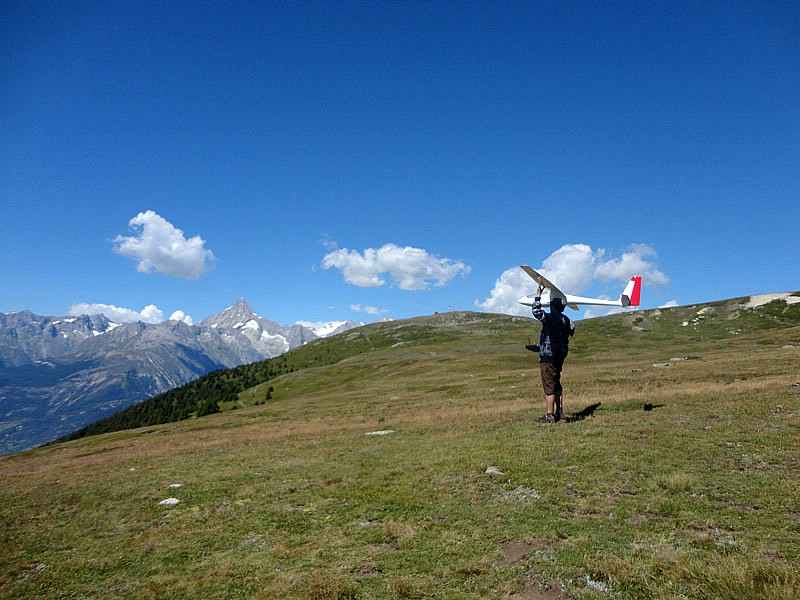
540, 361, 564, 396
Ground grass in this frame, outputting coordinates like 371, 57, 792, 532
1, 305, 800, 599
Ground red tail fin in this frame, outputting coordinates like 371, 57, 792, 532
628, 276, 642, 306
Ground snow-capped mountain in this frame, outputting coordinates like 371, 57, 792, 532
199, 299, 318, 360
0, 300, 363, 455
297, 319, 365, 338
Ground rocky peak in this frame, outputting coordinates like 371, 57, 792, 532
200, 298, 261, 329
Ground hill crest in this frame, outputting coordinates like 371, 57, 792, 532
54, 291, 800, 445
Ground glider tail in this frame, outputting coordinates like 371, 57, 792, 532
621, 276, 642, 307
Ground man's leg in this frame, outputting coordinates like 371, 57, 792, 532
536, 394, 556, 423
537, 363, 557, 423
553, 359, 564, 421
546, 393, 556, 415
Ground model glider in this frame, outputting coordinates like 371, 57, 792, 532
517, 265, 642, 311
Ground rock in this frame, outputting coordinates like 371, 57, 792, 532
504, 486, 541, 501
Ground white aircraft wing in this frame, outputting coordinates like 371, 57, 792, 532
519, 265, 576, 309
520, 265, 564, 297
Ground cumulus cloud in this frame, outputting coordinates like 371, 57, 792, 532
70, 302, 162, 324
475, 268, 534, 317
168, 310, 194, 325
594, 243, 669, 286
140, 304, 166, 323
539, 244, 597, 294
112, 210, 215, 279
322, 243, 470, 290
477, 243, 669, 316
69, 303, 193, 324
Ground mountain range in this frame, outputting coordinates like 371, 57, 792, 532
0, 299, 362, 454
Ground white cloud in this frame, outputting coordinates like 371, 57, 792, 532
474, 267, 532, 317
540, 243, 597, 294
168, 310, 193, 324
322, 243, 470, 290
112, 210, 215, 279
139, 304, 165, 323
477, 243, 669, 316
594, 243, 669, 286
70, 302, 162, 324
69, 303, 194, 324
350, 303, 388, 315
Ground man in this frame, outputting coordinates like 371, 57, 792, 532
531, 285, 575, 423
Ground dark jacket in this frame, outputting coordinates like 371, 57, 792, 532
532, 297, 575, 363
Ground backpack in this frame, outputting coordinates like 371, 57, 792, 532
544, 313, 571, 359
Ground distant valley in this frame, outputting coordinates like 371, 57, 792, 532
0, 299, 362, 454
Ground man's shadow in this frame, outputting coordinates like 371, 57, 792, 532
563, 402, 601, 423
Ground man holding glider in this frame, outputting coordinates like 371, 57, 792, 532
530, 284, 574, 423
518, 265, 640, 423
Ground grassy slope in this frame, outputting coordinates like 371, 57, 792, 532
1, 299, 799, 599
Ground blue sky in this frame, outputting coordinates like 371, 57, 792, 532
2, 1, 798, 326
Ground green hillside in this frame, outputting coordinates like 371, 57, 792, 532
3, 295, 800, 599
56, 311, 535, 442
59, 292, 800, 443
